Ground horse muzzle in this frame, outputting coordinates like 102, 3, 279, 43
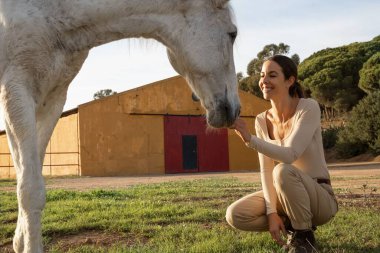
206, 100, 240, 128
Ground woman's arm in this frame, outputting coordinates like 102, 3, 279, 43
247, 100, 321, 164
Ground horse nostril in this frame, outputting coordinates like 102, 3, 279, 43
224, 103, 237, 126
225, 105, 229, 114
224, 104, 231, 119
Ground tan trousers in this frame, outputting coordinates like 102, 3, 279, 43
226, 164, 338, 231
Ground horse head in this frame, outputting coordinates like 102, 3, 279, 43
166, 0, 240, 128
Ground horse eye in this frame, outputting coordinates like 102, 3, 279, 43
228, 31, 237, 43
191, 92, 200, 102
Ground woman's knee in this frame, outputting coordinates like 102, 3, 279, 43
225, 195, 268, 231
273, 163, 298, 186
225, 202, 241, 228
226, 204, 268, 231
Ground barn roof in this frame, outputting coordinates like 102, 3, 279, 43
79, 75, 270, 117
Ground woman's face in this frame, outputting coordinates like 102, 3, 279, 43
259, 60, 294, 100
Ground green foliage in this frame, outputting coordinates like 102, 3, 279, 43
299, 36, 380, 112
238, 43, 299, 98
93, 89, 117, 100
238, 75, 263, 99
322, 126, 341, 149
359, 52, 380, 94
336, 92, 380, 158
291, 54, 300, 66
236, 72, 243, 81
372, 35, 380, 41
335, 136, 368, 158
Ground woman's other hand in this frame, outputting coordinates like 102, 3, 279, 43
232, 118, 251, 143
267, 213, 287, 246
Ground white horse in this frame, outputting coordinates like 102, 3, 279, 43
0, 0, 240, 252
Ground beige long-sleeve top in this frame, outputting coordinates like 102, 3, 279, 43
247, 98, 330, 215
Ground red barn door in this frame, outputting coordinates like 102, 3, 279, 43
164, 116, 229, 173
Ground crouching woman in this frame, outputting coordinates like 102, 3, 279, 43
226, 55, 338, 253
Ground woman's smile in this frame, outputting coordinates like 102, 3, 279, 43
262, 86, 274, 93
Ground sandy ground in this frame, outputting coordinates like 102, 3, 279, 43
2, 162, 378, 193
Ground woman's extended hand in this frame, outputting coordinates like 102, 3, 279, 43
232, 118, 251, 143
267, 213, 287, 246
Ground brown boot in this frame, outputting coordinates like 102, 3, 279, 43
287, 229, 317, 253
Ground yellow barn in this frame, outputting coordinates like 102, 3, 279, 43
0, 76, 270, 178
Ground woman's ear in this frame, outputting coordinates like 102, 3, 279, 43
287, 76, 296, 88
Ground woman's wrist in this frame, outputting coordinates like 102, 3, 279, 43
244, 134, 251, 143
267, 212, 278, 218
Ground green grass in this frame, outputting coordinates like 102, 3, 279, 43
0, 179, 17, 187
0, 178, 379, 252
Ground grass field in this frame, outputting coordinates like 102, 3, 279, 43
0, 177, 379, 253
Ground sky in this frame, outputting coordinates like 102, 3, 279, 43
0, 0, 379, 130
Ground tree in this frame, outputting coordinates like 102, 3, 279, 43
298, 36, 380, 116
291, 54, 300, 66
238, 43, 299, 98
359, 52, 380, 94
257, 43, 290, 59
238, 75, 262, 98
236, 72, 243, 81
248, 43, 292, 76
93, 89, 117, 100
336, 92, 380, 157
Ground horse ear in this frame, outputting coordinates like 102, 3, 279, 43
212, 0, 229, 9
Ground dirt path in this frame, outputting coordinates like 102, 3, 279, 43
2, 163, 379, 193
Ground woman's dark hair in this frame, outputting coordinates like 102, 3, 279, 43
267, 55, 304, 98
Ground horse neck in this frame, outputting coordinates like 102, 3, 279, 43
54, 0, 187, 51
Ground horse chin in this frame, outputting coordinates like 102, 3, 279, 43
206, 114, 227, 128
205, 106, 239, 128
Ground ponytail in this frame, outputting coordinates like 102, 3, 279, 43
289, 81, 304, 98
